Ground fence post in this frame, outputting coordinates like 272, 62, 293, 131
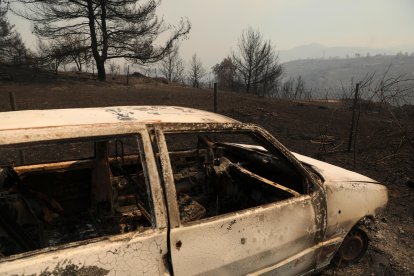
214, 83, 218, 113
9, 91, 17, 111
127, 65, 129, 85
347, 83, 360, 152
9, 92, 25, 164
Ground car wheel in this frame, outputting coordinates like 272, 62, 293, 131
337, 227, 369, 263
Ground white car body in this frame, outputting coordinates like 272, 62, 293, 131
0, 106, 387, 275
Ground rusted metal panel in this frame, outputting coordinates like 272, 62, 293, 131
152, 127, 181, 229
15, 159, 95, 173
168, 196, 318, 275
292, 153, 388, 238
139, 129, 168, 230
315, 237, 343, 270
293, 153, 379, 183
230, 162, 301, 197
0, 123, 148, 146
153, 123, 328, 275
249, 236, 343, 275
90, 141, 113, 211
0, 106, 238, 133
0, 128, 170, 275
14, 155, 141, 174
323, 181, 387, 237
0, 230, 169, 276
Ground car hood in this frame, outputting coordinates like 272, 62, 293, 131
292, 152, 378, 184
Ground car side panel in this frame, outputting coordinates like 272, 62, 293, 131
169, 196, 318, 276
0, 230, 169, 276
324, 181, 388, 237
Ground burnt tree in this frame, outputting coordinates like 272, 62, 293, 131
159, 45, 185, 83
0, 3, 28, 64
233, 27, 283, 96
188, 53, 206, 88
212, 56, 238, 91
15, 0, 190, 81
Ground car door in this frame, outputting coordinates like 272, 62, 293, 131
0, 129, 170, 276
152, 124, 326, 276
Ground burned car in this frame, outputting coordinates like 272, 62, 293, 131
0, 106, 387, 275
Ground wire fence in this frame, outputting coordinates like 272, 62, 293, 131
267, 85, 414, 107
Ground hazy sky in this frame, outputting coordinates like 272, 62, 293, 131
8, 0, 414, 69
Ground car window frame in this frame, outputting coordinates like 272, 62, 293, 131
152, 122, 319, 228
0, 124, 168, 257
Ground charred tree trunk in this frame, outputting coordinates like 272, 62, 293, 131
87, 0, 106, 81
96, 59, 106, 81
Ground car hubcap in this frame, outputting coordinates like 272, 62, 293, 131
339, 228, 369, 263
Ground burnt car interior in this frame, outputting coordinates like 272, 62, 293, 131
0, 136, 153, 257
164, 132, 306, 223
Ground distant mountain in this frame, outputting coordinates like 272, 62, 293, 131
278, 43, 410, 63
282, 54, 414, 91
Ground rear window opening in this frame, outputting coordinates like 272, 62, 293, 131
0, 135, 154, 258
163, 132, 306, 224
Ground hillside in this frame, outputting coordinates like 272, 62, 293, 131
282, 54, 414, 91
278, 43, 399, 62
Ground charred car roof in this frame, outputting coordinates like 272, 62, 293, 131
0, 106, 239, 145
0, 106, 238, 130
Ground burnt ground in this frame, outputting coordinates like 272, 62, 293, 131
0, 73, 413, 275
